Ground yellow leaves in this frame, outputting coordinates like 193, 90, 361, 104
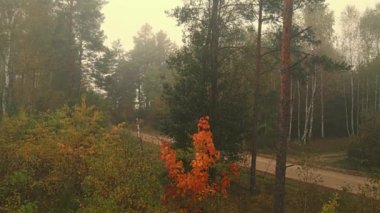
0, 101, 168, 211
57, 143, 95, 157
111, 122, 126, 134
57, 143, 74, 154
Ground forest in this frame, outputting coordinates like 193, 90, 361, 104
0, 0, 380, 212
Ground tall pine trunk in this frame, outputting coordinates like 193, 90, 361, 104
250, 0, 263, 194
274, 0, 294, 212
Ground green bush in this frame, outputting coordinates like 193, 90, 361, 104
348, 115, 380, 169
0, 99, 164, 212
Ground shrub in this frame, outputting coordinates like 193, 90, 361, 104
348, 115, 380, 169
0, 99, 164, 212
160, 116, 239, 212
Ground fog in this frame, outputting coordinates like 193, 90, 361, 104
102, 0, 379, 50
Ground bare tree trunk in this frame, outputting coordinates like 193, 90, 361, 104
274, 0, 294, 212
378, 76, 380, 112
67, 0, 75, 98
250, 0, 263, 194
375, 75, 378, 112
356, 76, 360, 134
302, 78, 310, 143
320, 70, 325, 138
297, 80, 301, 140
366, 77, 369, 113
2, 37, 11, 117
308, 69, 317, 139
272, 72, 276, 91
344, 80, 351, 137
79, 39, 83, 97
288, 79, 293, 141
350, 71, 355, 136
209, 0, 220, 120
1, 10, 19, 117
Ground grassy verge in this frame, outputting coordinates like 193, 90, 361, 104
327, 158, 380, 178
140, 135, 379, 212
204, 167, 379, 213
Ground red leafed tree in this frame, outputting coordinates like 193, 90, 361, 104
160, 116, 239, 211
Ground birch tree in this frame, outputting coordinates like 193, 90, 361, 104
0, 0, 23, 117
297, 80, 301, 139
340, 5, 360, 136
360, 4, 380, 114
303, 2, 334, 139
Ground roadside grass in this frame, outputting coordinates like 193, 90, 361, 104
203, 168, 343, 213
258, 137, 352, 160
138, 133, 379, 212
288, 137, 353, 156
203, 168, 379, 213
327, 158, 380, 178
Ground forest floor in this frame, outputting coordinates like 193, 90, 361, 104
133, 131, 373, 195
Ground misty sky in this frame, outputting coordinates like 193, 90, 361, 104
101, 0, 380, 50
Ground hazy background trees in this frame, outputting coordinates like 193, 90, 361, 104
1, 0, 380, 212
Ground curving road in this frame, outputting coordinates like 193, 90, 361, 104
135, 131, 376, 195
240, 154, 371, 194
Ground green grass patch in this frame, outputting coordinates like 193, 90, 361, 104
328, 158, 380, 178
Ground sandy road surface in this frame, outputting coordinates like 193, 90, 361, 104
240, 154, 370, 194
135, 132, 374, 195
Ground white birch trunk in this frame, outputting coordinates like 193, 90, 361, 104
366, 77, 369, 113
2, 37, 10, 117
350, 71, 355, 136
297, 80, 301, 140
288, 79, 293, 141
1, 10, 19, 117
302, 78, 310, 143
320, 70, 325, 138
344, 81, 351, 137
376, 75, 378, 112
356, 76, 360, 135
308, 69, 317, 139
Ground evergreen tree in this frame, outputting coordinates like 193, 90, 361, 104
164, 0, 255, 155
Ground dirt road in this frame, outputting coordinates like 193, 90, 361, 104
136, 132, 373, 195
240, 154, 370, 194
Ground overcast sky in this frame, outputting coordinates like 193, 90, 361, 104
101, 0, 380, 50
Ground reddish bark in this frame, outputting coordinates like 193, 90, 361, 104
274, 0, 294, 212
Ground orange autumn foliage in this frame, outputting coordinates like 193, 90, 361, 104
160, 116, 239, 210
